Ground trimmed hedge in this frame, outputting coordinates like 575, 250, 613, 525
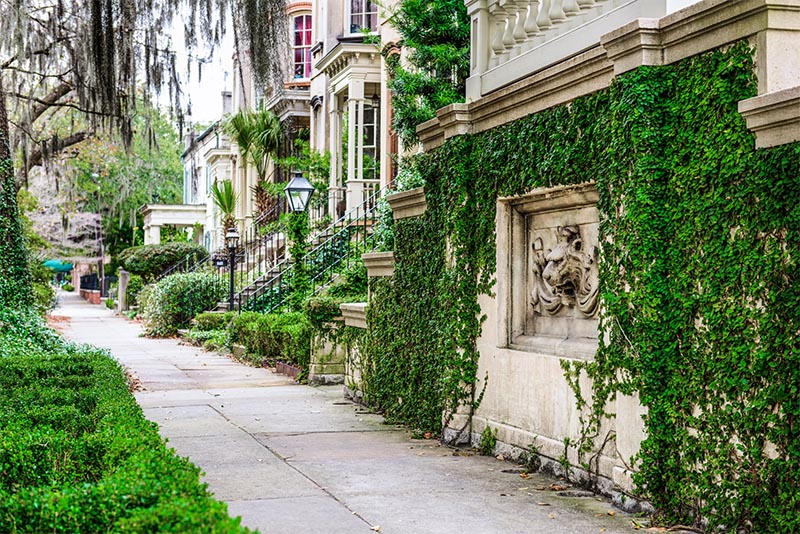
230, 312, 312, 367
118, 242, 207, 282
193, 311, 237, 332
140, 272, 226, 337
0, 309, 251, 533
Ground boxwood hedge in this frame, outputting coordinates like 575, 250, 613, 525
0, 309, 252, 533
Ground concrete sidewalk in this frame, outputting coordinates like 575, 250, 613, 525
56, 292, 637, 534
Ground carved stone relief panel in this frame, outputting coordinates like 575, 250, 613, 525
498, 183, 599, 359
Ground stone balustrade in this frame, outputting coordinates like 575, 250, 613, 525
466, 0, 667, 98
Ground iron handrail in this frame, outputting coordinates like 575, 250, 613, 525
237, 186, 385, 313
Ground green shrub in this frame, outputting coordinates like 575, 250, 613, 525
62, 283, 74, 292
125, 274, 144, 306
28, 258, 56, 315
104, 298, 115, 310
193, 311, 236, 331
0, 311, 250, 533
186, 328, 230, 351
230, 312, 312, 367
140, 272, 226, 337
479, 426, 497, 456
117, 243, 207, 282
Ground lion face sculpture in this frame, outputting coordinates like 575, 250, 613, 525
531, 225, 599, 317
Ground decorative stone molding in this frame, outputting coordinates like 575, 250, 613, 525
340, 303, 368, 329
361, 252, 395, 277
419, 0, 800, 150
496, 183, 600, 360
738, 86, 800, 148
387, 187, 428, 220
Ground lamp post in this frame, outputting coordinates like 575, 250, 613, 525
225, 227, 240, 311
284, 172, 315, 310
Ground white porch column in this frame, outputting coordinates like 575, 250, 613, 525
329, 91, 341, 216
346, 78, 365, 211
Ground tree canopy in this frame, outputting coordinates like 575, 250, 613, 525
0, 0, 289, 308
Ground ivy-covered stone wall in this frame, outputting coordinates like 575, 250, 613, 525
356, 40, 800, 531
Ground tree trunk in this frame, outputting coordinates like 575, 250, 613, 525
0, 76, 32, 308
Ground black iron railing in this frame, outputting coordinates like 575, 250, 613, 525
238, 186, 384, 313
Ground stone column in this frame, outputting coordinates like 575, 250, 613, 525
117, 269, 130, 312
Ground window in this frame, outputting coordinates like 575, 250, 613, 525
293, 14, 312, 79
350, 0, 377, 34
361, 103, 379, 181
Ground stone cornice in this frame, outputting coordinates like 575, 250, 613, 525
316, 42, 381, 80
738, 86, 800, 147
340, 303, 368, 329
387, 187, 428, 220
361, 252, 395, 277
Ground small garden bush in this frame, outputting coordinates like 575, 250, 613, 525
125, 273, 144, 306
0, 308, 251, 533
186, 328, 230, 351
62, 283, 74, 292
118, 242, 207, 282
230, 312, 312, 367
193, 311, 237, 331
140, 272, 226, 337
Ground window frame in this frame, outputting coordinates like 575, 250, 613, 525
347, 0, 378, 35
291, 13, 313, 80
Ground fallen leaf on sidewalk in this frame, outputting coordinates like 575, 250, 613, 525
607, 510, 616, 516
548, 513, 556, 519
370, 526, 381, 531
548, 483, 568, 491
536, 502, 550, 506
519, 473, 530, 479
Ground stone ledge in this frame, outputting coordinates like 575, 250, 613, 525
739, 86, 800, 148
420, 0, 800, 149
386, 187, 427, 220
361, 251, 395, 277
340, 302, 368, 329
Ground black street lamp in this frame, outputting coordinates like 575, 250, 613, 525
225, 227, 240, 311
284, 171, 316, 213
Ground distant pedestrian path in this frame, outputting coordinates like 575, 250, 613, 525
56, 293, 634, 534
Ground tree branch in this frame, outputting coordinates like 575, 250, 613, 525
6, 91, 123, 120
26, 131, 92, 171
28, 82, 74, 123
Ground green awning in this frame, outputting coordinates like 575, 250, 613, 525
43, 259, 74, 273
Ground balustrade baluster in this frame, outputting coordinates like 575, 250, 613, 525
499, 4, 515, 49
563, 0, 580, 15
577, 0, 595, 8
537, 0, 552, 29
524, 0, 540, 35
490, 6, 508, 56
549, 0, 566, 22
507, 0, 528, 43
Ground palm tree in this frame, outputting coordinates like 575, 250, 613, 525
223, 107, 283, 222
210, 180, 238, 233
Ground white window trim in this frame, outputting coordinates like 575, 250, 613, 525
345, 0, 378, 37
291, 12, 313, 80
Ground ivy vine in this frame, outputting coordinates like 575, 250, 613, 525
358, 40, 800, 532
